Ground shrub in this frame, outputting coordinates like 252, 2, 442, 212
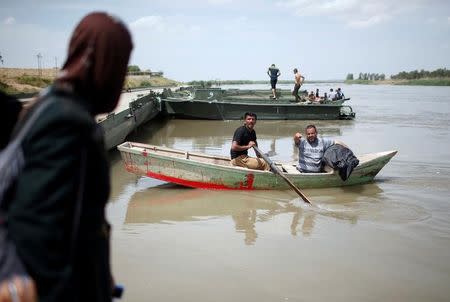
17, 76, 52, 88
0, 81, 20, 95
140, 80, 152, 87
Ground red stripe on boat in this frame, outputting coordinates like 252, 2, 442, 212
239, 173, 254, 189
146, 170, 255, 190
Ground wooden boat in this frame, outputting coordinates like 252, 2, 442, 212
161, 88, 355, 120
118, 142, 397, 190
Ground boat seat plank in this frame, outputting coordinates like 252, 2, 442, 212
281, 164, 300, 174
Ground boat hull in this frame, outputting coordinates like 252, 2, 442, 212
161, 87, 354, 120
118, 142, 397, 190
163, 98, 354, 120
98, 92, 161, 150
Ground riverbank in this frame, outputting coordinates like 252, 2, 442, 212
0, 67, 181, 97
345, 77, 450, 86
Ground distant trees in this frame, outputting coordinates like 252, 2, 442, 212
187, 80, 213, 88
127, 65, 141, 72
356, 73, 385, 81
391, 68, 450, 80
351, 68, 450, 81
187, 79, 226, 87
127, 65, 164, 77
346, 68, 450, 85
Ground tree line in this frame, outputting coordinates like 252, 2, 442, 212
346, 68, 450, 81
390, 68, 450, 80
346, 73, 385, 81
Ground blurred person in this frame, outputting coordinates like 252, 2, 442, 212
0, 91, 23, 149
0, 12, 132, 302
328, 88, 336, 101
336, 87, 345, 99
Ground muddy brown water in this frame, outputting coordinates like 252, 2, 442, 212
107, 83, 450, 302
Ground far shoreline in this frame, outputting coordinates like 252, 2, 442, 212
188, 78, 450, 87
2, 68, 450, 98
344, 78, 450, 86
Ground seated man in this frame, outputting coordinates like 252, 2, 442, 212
230, 112, 270, 171
328, 88, 336, 101
293, 124, 346, 173
336, 87, 345, 100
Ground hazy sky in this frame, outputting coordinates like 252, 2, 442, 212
1, 0, 449, 81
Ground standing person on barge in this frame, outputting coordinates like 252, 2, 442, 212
267, 64, 281, 99
293, 68, 305, 102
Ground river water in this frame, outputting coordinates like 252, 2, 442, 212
107, 83, 450, 302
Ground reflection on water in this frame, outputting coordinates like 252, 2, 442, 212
118, 180, 431, 245
124, 185, 315, 245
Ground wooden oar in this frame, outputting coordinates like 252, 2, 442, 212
253, 145, 311, 204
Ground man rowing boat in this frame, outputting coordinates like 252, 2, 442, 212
230, 112, 270, 171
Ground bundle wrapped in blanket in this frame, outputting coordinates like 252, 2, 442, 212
322, 144, 359, 181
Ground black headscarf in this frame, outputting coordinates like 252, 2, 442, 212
56, 12, 133, 114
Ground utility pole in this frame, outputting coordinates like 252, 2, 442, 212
54, 56, 58, 76
37, 53, 42, 77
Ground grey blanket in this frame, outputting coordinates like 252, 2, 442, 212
322, 144, 359, 181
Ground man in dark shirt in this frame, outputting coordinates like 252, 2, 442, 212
267, 64, 281, 99
230, 112, 269, 170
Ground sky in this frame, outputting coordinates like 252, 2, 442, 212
1, 0, 449, 81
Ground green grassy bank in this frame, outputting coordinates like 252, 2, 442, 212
0, 68, 180, 97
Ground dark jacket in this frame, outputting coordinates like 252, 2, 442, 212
323, 144, 359, 181
2, 86, 112, 302
0, 91, 22, 149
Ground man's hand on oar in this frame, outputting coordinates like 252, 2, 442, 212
253, 146, 311, 204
